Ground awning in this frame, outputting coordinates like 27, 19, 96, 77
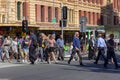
86, 26, 105, 30
86, 26, 105, 33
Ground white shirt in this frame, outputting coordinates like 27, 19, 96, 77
92, 39, 95, 47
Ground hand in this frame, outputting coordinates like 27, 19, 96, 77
91, 47, 93, 50
75, 47, 79, 51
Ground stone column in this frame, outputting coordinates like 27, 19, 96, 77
90, 12, 93, 25
44, 6, 48, 22
23, 2, 30, 20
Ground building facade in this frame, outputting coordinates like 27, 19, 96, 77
0, 0, 120, 39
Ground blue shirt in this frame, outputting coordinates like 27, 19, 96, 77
73, 37, 80, 49
97, 37, 106, 48
57, 38, 64, 47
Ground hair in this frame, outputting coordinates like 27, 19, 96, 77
30, 30, 34, 33
110, 34, 114, 37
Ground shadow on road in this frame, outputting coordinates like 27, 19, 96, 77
57, 57, 120, 74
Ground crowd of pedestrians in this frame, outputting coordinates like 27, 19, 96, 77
0, 30, 119, 69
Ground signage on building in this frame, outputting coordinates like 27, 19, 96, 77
52, 18, 56, 23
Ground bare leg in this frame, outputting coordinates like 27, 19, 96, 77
51, 52, 57, 63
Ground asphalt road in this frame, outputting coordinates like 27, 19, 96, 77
0, 58, 120, 80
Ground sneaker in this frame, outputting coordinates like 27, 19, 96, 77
35, 59, 39, 64
47, 61, 51, 64
25, 60, 28, 63
22, 59, 25, 63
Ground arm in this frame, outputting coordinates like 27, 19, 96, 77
107, 42, 115, 48
28, 38, 32, 48
97, 39, 100, 48
73, 38, 79, 50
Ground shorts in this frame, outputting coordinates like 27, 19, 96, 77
49, 47, 55, 53
13, 47, 18, 53
23, 48, 29, 53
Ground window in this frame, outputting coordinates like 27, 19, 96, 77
2, 15, 5, 23
55, 7, 58, 22
41, 5, 44, 22
68, 9, 74, 23
100, 14, 104, 25
48, 7, 51, 22
17, 2, 21, 20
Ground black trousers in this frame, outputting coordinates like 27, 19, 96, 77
95, 48, 107, 64
68, 48, 82, 64
29, 46, 36, 64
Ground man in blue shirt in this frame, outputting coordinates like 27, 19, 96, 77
94, 34, 107, 68
57, 35, 64, 61
68, 32, 83, 66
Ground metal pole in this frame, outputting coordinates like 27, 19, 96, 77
60, 3, 64, 37
61, 20, 63, 37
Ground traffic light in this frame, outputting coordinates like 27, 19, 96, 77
62, 6, 67, 19
22, 20, 28, 33
59, 20, 67, 27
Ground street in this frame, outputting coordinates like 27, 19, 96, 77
0, 56, 120, 80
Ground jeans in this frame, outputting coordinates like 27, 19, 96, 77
38, 47, 44, 61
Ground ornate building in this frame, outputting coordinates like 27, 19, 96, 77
0, 0, 120, 38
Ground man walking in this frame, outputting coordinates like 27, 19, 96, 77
57, 35, 64, 61
68, 32, 83, 66
28, 30, 37, 64
94, 34, 107, 67
105, 34, 119, 69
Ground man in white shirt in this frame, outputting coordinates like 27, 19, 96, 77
94, 34, 107, 68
